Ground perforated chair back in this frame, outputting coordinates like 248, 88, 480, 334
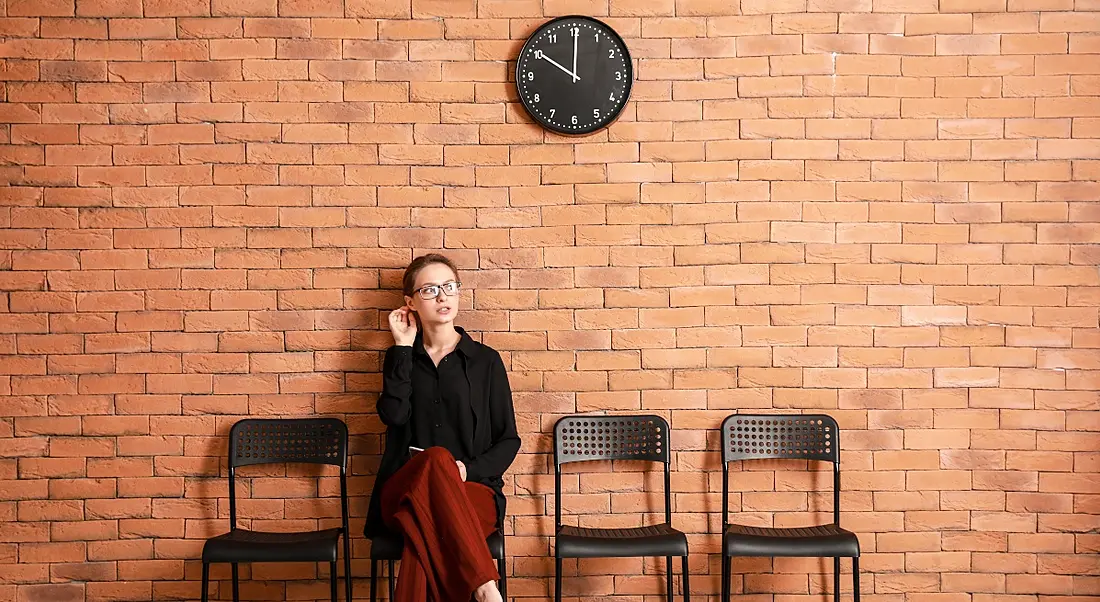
554, 414, 669, 465
720, 413, 842, 526
553, 414, 672, 526
721, 414, 838, 464
229, 418, 348, 469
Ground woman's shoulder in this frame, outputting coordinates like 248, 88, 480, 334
471, 339, 505, 367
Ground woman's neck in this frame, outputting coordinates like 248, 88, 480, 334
421, 323, 460, 352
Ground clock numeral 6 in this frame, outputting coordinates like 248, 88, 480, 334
572, 115, 578, 125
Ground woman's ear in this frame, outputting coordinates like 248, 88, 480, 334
405, 298, 422, 327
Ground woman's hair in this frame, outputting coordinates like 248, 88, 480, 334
402, 253, 459, 298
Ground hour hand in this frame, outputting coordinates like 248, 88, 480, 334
539, 53, 580, 81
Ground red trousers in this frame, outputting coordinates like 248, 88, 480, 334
381, 446, 499, 602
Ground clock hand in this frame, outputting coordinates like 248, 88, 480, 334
539, 53, 580, 81
571, 29, 578, 83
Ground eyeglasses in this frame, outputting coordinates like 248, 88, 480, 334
414, 280, 461, 300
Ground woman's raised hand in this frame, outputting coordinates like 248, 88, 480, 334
388, 307, 417, 346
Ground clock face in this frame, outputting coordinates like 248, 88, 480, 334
516, 16, 633, 136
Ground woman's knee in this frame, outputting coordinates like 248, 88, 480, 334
419, 446, 455, 464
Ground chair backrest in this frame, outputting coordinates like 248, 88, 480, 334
229, 418, 348, 469
722, 414, 838, 464
720, 414, 842, 526
226, 418, 349, 531
554, 414, 670, 465
553, 414, 672, 527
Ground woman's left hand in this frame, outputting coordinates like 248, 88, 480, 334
456, 461, 467, 481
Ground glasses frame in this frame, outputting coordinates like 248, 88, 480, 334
413, 280, 462, 300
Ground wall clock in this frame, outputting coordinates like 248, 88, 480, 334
515, 15, 633, 136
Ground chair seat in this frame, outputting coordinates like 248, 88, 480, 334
370, 529, 504, 560
725, 523, 859, 558
557, 523, 688, 559
202, 528, 343, 564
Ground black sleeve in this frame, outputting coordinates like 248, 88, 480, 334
464, 352, 521, 482
376, 345, 413, 426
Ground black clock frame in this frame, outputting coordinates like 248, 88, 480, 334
514, 15, 634, 136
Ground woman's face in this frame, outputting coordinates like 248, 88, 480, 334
405, 262, 460, 327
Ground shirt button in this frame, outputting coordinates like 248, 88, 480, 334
435, 423, 442, 428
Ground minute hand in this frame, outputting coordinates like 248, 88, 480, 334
571, 30, 578, 83
540, 54, 580, 81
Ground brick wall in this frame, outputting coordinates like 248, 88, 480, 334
1, 0, 1098, 600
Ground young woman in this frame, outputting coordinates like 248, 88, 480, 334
364, 253, 521, 602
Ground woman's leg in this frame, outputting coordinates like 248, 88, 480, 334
381, 447, 500, 602
463, 481, 502, 602
462, 480, 499, 535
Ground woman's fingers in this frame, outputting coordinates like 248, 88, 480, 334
388, 307, 415, 336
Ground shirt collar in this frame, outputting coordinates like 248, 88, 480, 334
455, 326, 479, 358
413, 326, 478, 359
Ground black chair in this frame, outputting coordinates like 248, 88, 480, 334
368, 529, 507, 602
553, 414, 690, 602
720, 414, 860, 602
200, 418, 352, 602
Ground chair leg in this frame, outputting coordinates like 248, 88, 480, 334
834, 557, 841, 602
665, 556, 673, 601
344, 538, 353, 602
387, 559, 395, 601
231, 563, 240, 602
681, 555, 690, 601
200, 562, 209, 602
554, 557, 562, 602
498, 541, 507, 602
721, 555, 729, 602
370, 559, 377, 602
853, 557, 861, 602
330, 561, 338, 602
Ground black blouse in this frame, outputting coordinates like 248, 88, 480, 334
379, 337, 482, 472
365, 327, 521, 536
